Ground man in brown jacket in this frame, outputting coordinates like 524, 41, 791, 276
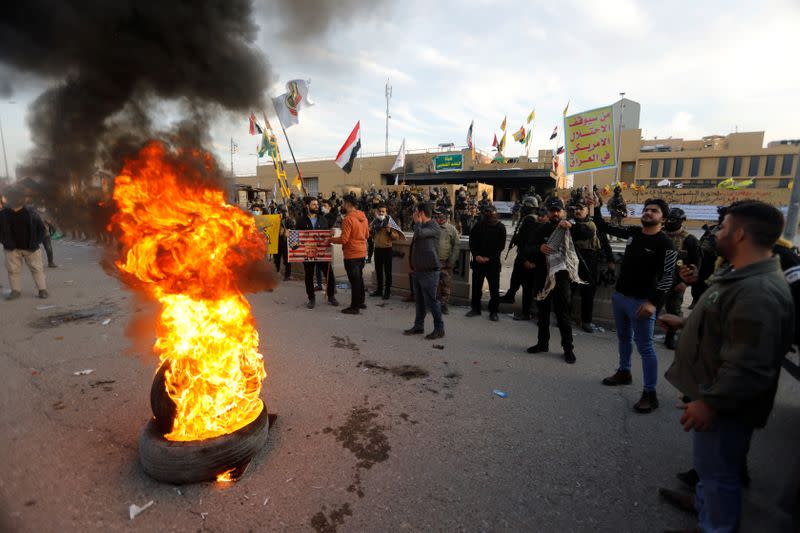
369, 204, 402, 299
657, 200, 794, 533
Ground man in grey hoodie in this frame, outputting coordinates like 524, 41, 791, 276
404, 202, 444, 339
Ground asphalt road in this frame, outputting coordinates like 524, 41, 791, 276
1, 240, 798, 532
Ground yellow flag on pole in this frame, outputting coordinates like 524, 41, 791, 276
500, 116, 507, 131
527, 109, 535, 124
563, 100, 570, 117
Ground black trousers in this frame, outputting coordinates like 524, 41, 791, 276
536, 270, 573, 351
374, 247, 393, 295
274, 236, 290, 277
304, 261, 335, 300
575, 249, 598, 324
520, 265, 538, 316
344, 258, 366, 309
470, 261, 501, 313
505, 254, 524, 297
367, 236, 374, 261
42, 233, 54, 265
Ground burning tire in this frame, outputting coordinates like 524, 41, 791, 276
139, 407, 270, 484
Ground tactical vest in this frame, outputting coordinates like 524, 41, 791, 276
572, 220, 601, 252
666, 228, 690, 261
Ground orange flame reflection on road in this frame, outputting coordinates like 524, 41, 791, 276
113, 141, 266, 441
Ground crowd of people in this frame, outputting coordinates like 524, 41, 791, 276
3, 182, 799, 531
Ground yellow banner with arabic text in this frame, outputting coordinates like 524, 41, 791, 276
254, 214, 281, 255
564, 105, 616, 174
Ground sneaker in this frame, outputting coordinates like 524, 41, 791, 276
403, 327, 424, 335
634, 390, 659, 413
48, 263, 58, 268
658, 487, 696, 516
526, 344, 548, 354
341, 307, 359, 315
564, 351, 576, 364
38, 290, 49, 299
327, 298, 339, 307
425, 330, 445, 340
512, 312, 531, 321
440, 303, 448, 315
465, 310, 481, 317
498, 293, 515, 304
5, 290, 21, 301
369, 290, 382, 297
602, 369, 633, 386
306, 299, 315, 309
489, 312, 499, 322
581, 323, 595, 333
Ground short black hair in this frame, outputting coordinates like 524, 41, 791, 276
342, 193, 357, 206
726, 200, 785, 249
415, 201, 433, 218
643, 198, 669, 219
376, 202, 387, 210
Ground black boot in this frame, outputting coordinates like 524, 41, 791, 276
633, 390, 659, 413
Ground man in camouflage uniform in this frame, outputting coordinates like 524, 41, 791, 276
607, 186, 628, 227
662, 207, 701, 349
435, 208, 459, 314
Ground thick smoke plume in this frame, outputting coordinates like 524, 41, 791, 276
0, 0, 270, 214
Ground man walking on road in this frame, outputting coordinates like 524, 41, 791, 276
404, 202, 444, 339
330, 194, 369, 315
466, 204, 506, 321
657, 200, 793, 533
591, 195, 676, 413
0, 190, 49, 300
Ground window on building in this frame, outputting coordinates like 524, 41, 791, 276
662, 159, 671, 178
781, 155, 795, 176
675, 159, 684, 178
766, 155, 777, 176
732, 156, 742, 176
650, 159, 659, 178
748, 156, 760, 177
302, 177, 319, 195
691, 158, 700, 177
717, 157, 728, 177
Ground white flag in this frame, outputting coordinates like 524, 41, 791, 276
390, 138, 406, 172
271, 79, 313, 129
657, 178, 671, 187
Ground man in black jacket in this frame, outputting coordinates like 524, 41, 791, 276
525, 197, 583, 364
0, 190, 49, 299
404, 202, 444, 339
499, 197, 539, 313
591, 195, 676, 413
295, 198, 338, 309
466, 204, 506, 321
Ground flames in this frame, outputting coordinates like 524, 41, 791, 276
112, 141, 266, 441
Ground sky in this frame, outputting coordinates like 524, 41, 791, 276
1, 0, 799, 178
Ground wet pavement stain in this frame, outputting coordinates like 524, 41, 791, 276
310, 503, 353, 533
31, 302, 117, 329
331, 335, 360, 354
357, 360, 429, 380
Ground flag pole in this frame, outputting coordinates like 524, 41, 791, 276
278, 122, 307, 197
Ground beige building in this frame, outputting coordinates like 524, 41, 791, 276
582, 130, 800, 190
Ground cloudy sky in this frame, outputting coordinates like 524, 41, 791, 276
1, 0, 799, 178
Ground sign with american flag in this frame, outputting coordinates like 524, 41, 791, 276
287, 229, 333, 263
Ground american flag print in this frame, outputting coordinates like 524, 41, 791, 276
287, 229, 334, 263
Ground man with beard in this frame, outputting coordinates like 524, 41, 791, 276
330, 194, 370, 315
0, 190, 49, 299
525, 197, 583, 364
590, 195, 676, 413
466, 204, 506, 321
500, 197, 541, 320
296, 198, 338, 309
657, 201, 793, 533
571, 200, 606, 333
662, 208, 701, 350
404, 202, 444, 339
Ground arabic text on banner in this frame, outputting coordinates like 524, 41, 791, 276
287, 229, 334, 263
564, 105, 616, 174
253, 214, 281, 255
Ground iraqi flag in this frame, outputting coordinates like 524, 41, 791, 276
335, 121, 361, 174
549, 126, 558, 140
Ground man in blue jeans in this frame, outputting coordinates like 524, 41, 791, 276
590, 195, 676, 413
404, 202, 444, 339
657, 200, 793, 532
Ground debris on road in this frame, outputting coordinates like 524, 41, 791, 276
493, 389, 508, 398
432, 344, 445, 350
73, 369, 95, 376
36, 305, 57, 310
101, 318, 111, 325
128, 500, 154, 520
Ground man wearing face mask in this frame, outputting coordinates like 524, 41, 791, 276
662, 208, 701, 350
466, 204, 506, 321
590, 195, 676, 414
369, 203, 402, 299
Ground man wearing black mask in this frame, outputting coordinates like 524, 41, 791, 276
466, 204, 506, 321
662, 207, 701, 350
